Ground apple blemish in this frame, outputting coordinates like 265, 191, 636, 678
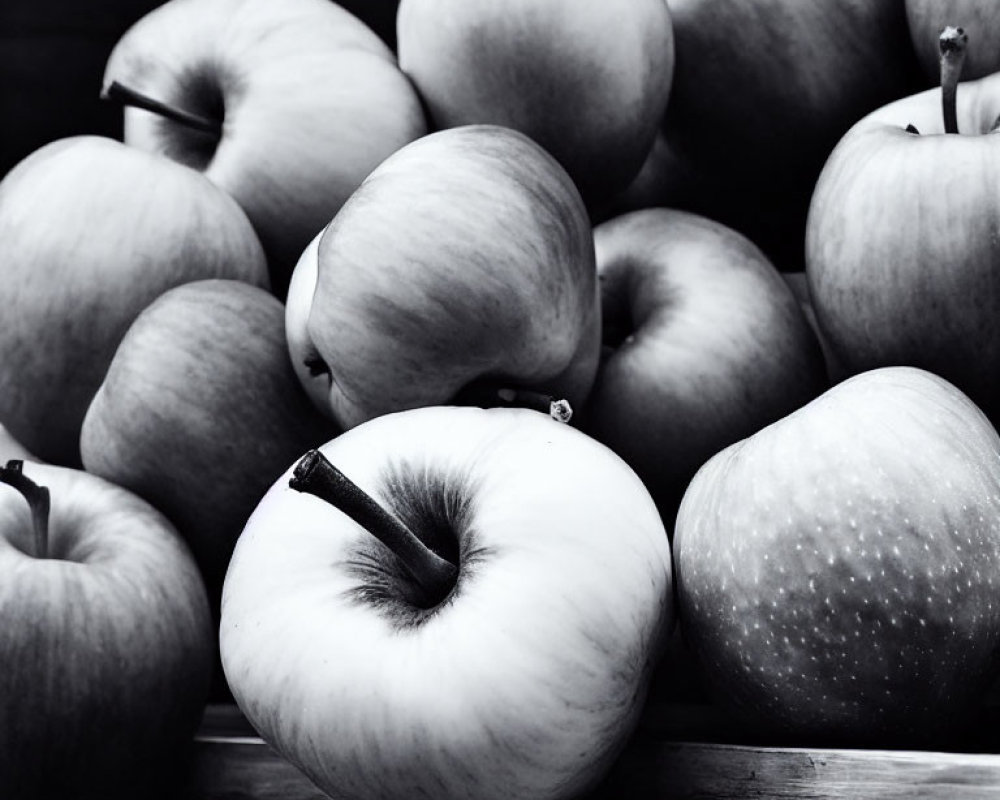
0, 460, 50, 559
289, 449, 458, 609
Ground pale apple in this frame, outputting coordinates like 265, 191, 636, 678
103, 0, 427, 296
806, 31, 1000, 425
287, 124, 602, 430
221, 404, 674, 800
0, 458, 213, 798
0, 135, 268, 466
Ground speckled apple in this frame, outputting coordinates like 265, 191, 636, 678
674, 367, 1000, 746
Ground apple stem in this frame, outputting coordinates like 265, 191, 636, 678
102, 80, 223, 137
0, 460, 50, 559
939, 26, 968, 135
289, 449, 458, 603
461, 386, 573, 423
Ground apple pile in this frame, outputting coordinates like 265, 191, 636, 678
6, 0, 1000, 797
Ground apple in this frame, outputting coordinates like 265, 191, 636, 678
396, 0, 674, 206
80, 279, 339, 628
0, 458, 213, 798
674, 366, 1000, 746
907, 0, 1000, 82
664, 0, 922, 195
645, 0, 922, 271
0, 135, 268, 467
102, 0, 427, 297
286, 124, 602, 431
806, 28, 1000, 426
220, 403, 674, 800
580, 209, 828, 525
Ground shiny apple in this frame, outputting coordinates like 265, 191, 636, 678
221, 404, 674, 800
287, 124, 601, 430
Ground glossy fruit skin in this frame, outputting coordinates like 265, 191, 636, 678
80, 280, 338, 627
582, 209, 827, 525
0, 136, 268, 467
104, 0, 426, 296
806, 73, 1000, 427
396, 0, 674, 206
221, 405, 674, 800
0, 460, 213, 799
906, 0, 1000, 83
674, 367, 1000, 746
292, 124, 601, 431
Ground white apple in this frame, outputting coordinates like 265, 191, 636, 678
286, 124, 602, 430
220, 404, 674, 800
0, 135, 268, 467
0, 458, 214, 798
581, 209, 828, 523
103, 0, 427, 296
396, 0, 674, 206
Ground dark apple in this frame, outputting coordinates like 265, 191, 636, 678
396, 0, 674, 206
581, 209, 827, 524
907, 0, 1000, 82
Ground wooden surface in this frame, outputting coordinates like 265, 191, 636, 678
181, 703, 1000, 799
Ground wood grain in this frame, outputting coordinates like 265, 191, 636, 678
185, 704, 1000, 799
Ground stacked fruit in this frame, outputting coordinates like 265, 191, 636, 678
4, 1, 1000, 798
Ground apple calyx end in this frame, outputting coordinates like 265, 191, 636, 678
0, 459, 50, 559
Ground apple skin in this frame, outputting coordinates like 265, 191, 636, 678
581, 209, 828, 525
80, 279, 339, 631
104, 0, 427, 297
664, 0, 922, 195
805, 71, 1000, 426
288, 124, 602, 431
0, 459, 214, 798
396, 0, 674, 206
0, 135, 268, 467
220, 404, 674, 800
673, 366, 1000, 746
906, 0, 1000, 82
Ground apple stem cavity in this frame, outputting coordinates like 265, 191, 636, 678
102, 81, 223, 138
289, 449, 458, 605
0, 460, 50, 559
939, 26, 969, 135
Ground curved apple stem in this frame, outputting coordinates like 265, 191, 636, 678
0, 460, 50, 559
102, 81, 223, 137
289, 450, 457, 605
939, 26, 968, 135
